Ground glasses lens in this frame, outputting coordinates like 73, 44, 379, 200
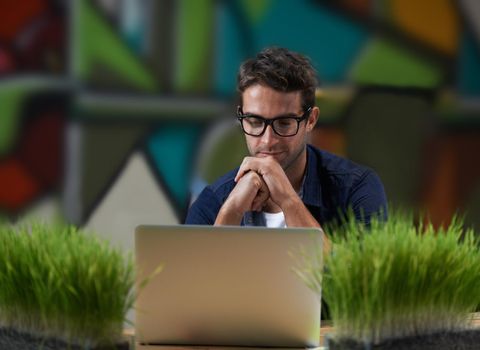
242, 116, 265, 136
240, 114, 304, 137
272, 118, 298, 136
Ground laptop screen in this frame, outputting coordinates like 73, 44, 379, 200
135, 225, 322, 348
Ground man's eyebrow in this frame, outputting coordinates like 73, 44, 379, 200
242, 111, 300, 118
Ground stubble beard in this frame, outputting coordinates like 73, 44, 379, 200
250, 143, 306, 173
280, 144, 306, 174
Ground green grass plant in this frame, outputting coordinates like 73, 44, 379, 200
0, 221, 135, 347
298, 211, 480, 345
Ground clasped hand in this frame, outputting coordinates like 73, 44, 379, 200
224, 156, 297, 214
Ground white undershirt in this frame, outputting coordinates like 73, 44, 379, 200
263, 211, 287, 228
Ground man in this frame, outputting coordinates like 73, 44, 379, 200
185, 47, 387, 248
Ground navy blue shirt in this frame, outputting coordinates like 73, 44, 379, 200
185, 145, 387, 227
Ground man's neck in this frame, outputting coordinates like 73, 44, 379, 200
285, 148, 307, 193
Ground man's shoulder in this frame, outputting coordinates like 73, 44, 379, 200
187, 168, 238, 223
205, 168, 238, 196
307, 144, 371, 178
305, 145, 387, 222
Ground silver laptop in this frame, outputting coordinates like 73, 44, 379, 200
135, 225, 323, 349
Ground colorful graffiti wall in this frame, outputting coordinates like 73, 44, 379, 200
1, 0, 479, 251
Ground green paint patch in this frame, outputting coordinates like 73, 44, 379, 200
0, 87, 27, 156
0, 78, 70, 157
351, 39, 442, 88
241, 0, 271, 25
175, 0, 214, 92
316, 88, 354, 124
76, 0, 157, 91
200, 125, 248, 184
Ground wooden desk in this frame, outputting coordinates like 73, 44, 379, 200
127, 313, 480, 350
129, 324, 331, 350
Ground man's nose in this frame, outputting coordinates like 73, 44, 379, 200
260, 124, 278, 145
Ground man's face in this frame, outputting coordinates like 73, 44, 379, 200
241, 84, 318, 172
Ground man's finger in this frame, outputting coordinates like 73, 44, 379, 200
235, 157, 261, 182
234, 158, 251, 182
252, 194, 268, 212
251, 173, 269, 211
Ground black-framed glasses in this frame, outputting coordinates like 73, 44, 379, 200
237, 106, 312, 137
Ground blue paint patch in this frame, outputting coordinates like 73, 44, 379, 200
256, 0, 368, 84
120, 0, 147, 54
213, 0, 368, 89
214, 1, 250, 95
147, 124, 203, 209
458, 31, 480, 97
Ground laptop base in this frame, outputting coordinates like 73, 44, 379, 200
136, 344, 325, 350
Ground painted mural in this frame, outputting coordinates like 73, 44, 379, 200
0, 0, 479, 251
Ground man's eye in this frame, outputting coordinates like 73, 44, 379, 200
246, 118, 264, 128
277, 119, 294, 127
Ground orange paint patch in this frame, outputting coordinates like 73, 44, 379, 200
391, 0, 460, 55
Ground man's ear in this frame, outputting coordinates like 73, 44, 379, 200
306, 107, 319, 132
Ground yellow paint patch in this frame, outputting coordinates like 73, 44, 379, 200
391, 0, 460, 55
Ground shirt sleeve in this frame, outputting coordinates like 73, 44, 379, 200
184, 186, 222, 225
348, 170, 388, 225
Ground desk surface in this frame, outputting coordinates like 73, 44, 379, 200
127, 313, 480, 350
136, 347, 325, 350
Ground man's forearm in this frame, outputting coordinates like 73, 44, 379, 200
214, 204, 243, 226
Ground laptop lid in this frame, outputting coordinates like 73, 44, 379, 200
135, 225, 322, 348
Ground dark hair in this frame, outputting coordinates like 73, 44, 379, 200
237, 47, 318, 110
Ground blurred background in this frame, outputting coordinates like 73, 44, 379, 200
0, 0, 479, 251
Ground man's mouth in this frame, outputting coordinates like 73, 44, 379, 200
257, 151, 284, 157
